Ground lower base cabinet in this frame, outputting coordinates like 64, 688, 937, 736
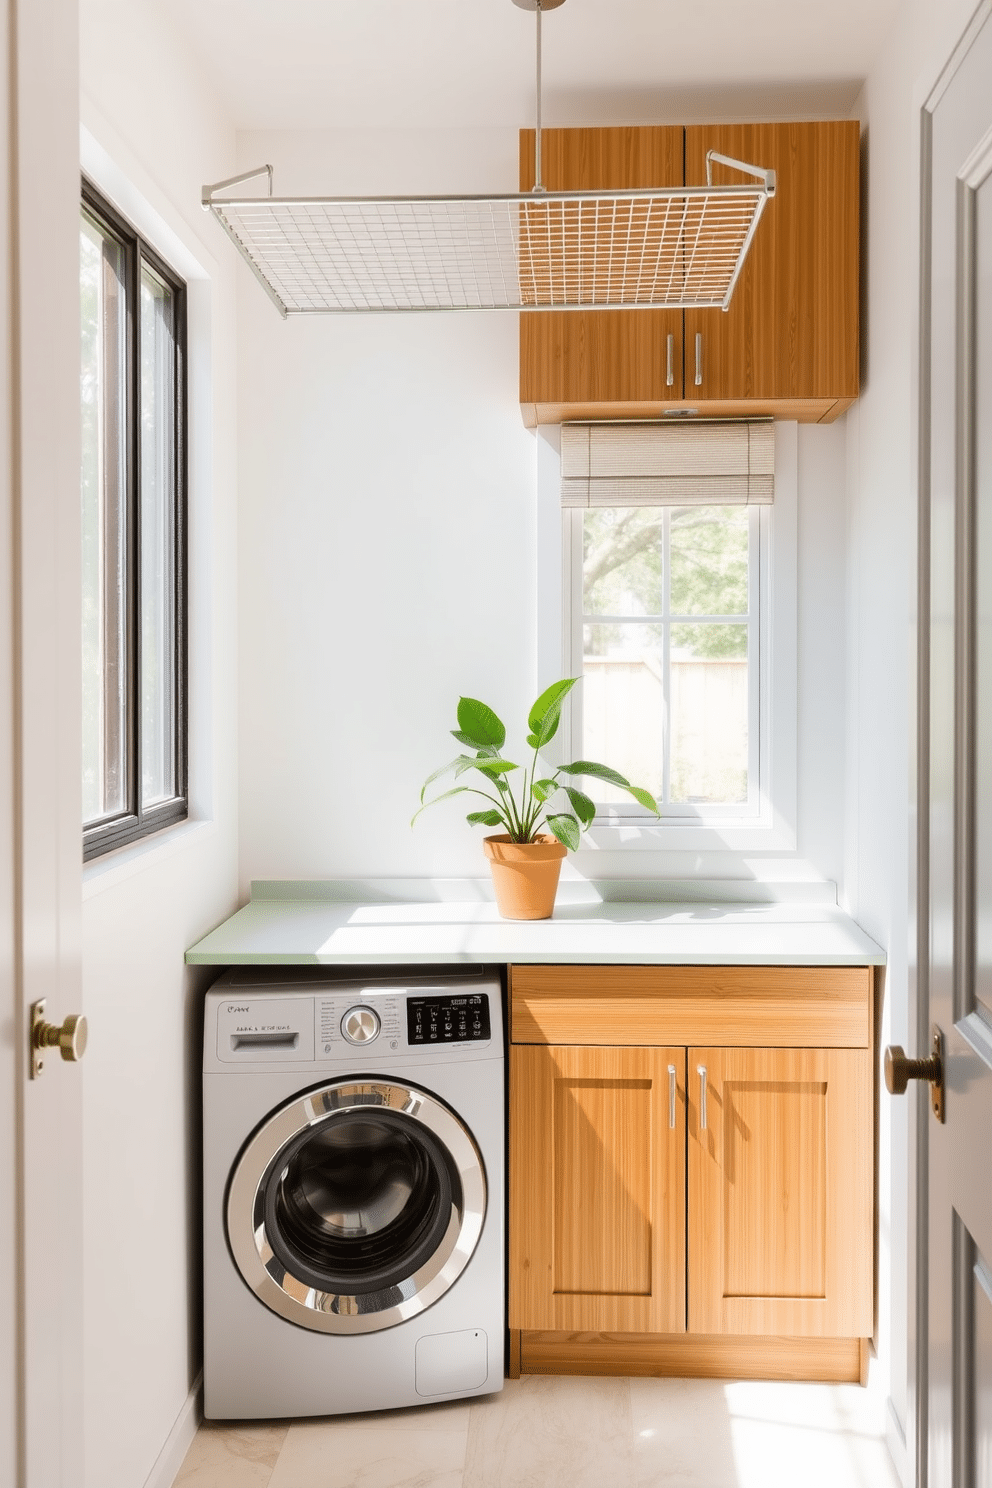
508, 965, 875, 1383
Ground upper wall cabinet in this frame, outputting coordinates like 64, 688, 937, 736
518, 121, 861, 427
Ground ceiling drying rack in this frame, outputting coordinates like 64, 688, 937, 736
201, 0, 775, 318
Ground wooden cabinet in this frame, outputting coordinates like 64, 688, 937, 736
518, 121, 860, 427
510, 1044, 685, 1334
508, 964, 875, 1384
519, 126, 685, 414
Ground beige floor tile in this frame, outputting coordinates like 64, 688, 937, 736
462, 1375, 634, 1488
174, 1421, 289, 1488
629, 1377, 740, 1487
629, 1369, 901, 1488
339, 1398, 473, 1435
266, 1421, 466, 1488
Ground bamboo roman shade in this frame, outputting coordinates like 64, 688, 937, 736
560, 420, 774, 507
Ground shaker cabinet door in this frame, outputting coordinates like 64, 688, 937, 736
510, 1043, 686, 1334
683, 121, 860, 409
687, 1046, 872, 1338
518, 125, 686, 414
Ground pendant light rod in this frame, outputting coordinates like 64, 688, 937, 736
535, 1, 543, 191
512, 0, 566, 193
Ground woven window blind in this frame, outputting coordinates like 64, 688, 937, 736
560, 420, 774, 507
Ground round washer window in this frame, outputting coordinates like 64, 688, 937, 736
227, 1079, 486, 1334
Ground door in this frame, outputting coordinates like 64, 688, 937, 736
509, 1044, 686, 1334
683, 122, 860, 407
925, 9, 992, 1484
687, 1047, 873, 1338
1, 0, 85, 1484
518, 126, 685, 412
227, 1078, 487, 1334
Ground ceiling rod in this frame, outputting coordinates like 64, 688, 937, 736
513, 0, 567, 193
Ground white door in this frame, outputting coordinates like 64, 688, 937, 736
1, 0, 86, 1485
924, 8, 992, 1484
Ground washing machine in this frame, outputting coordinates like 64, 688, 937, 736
202, 965, 505, 1419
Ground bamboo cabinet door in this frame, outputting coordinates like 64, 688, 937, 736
510, 1044, 686, 1334
683, 122, 860, 408
687, 1047, 872, 1338
519, 125, 685, 412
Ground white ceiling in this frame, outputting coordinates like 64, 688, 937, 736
173, 0, 903, 132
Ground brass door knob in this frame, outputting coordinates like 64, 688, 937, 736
30, 1000, 87, 1078
884, 1026, 944, 1121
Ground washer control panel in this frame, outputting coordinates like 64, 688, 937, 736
407, 994, 491, 1045
209, 971, 501, 1065
341, 1005, 381, 1044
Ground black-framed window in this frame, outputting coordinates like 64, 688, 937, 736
80, 180, 187, 859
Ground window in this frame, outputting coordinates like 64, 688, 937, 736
80, 181, 187, 858
566, 503, 763, 817
554, 419, 780, 831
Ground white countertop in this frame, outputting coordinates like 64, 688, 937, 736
186, 882, 885, 967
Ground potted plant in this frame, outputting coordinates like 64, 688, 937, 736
413, 678, 659, 919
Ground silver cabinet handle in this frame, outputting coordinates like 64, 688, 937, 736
666, 333, 674, 387
668, 1064, 677, 1128
694, 332, 703, 386
697, 1064, 708, 1129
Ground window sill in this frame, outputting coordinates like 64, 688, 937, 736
82, 816, 216, 900
581, 812, 797, 853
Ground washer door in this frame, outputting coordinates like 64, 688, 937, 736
227, 1078, 487, 1334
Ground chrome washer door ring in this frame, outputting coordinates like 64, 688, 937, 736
226, 1078, 487, 1335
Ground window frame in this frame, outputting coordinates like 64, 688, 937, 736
81, 178, 188, 861
564, 503, 767, 820
536, 421, 798, 853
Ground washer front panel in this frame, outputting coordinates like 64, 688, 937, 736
226, 1078, 487, 1335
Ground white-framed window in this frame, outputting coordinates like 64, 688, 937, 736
565, 501, 766, 818
537, 420, 798, 850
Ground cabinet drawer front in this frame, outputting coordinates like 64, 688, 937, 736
510, 965, 871, 1048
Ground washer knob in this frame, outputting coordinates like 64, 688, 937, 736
341, 1005, 381, 1045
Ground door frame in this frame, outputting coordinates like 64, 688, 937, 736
914, 6, 992, 1486
2, 0, 85, 1484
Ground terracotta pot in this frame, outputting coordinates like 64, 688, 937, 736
482, 833, 567, 920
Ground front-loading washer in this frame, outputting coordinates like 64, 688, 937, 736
202, 965, 505, 1419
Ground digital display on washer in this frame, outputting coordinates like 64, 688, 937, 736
406, 994, 491, 1044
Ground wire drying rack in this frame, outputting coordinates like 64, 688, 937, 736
202, 155, 775, 318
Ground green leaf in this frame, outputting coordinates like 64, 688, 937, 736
473, 758, 519, 777
559, 759, 630, 788
410, 786, 472, 826
546, 812, 581, 851
466, 810, 504, 828
627, 785, 660, 814
456, 697, 506, 751
420, 757, 467, 800
531, 777, 557, 803
526, 677, 579, 749
450, 730, 499, 756
564, 786, 596, 827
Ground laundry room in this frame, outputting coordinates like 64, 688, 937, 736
4, 0, 992, 1485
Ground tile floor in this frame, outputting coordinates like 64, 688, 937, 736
174, 1365, 903, 1488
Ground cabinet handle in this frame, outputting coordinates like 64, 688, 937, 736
668, 1063, 677, 1128
666, 333, 674, 387
697, 1064, 708, 1129
694, 332, 703, 386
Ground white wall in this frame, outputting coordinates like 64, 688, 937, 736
79, 6, 240, 1487
849, 0, 981, 1477
235, 128, 850, 896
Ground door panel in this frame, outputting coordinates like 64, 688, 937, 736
509, 1043, 686, 1334
518, 126, 685, 408
684, 122, 860, 403
926, 12, 992, 1485
688, 1047, 872, 1337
